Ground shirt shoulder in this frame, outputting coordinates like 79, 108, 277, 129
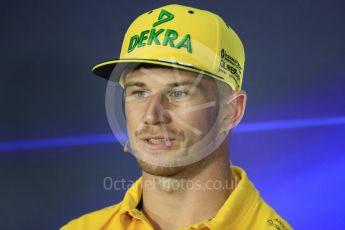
227, 166, 293, 229
244, 197, 293, 230
60, 203, 122, 230
60, 177, 144, 230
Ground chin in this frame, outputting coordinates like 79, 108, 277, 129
137, 159, 186, 177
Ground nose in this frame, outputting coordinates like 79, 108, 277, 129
143, 93, 171, 125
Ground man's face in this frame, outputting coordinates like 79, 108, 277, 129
124, 66, 223, 176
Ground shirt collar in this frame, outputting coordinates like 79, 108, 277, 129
118, 166, 260, 229
209, 166, 260, 229
119, 177, 143, 215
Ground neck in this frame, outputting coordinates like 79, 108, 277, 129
141, 141, 235, 230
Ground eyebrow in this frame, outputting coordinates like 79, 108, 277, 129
124, 82, 146, 88
124, 80, 196, 89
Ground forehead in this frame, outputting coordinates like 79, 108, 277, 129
123, 66, 216, 88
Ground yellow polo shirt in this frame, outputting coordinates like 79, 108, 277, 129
61, 166, 292, 229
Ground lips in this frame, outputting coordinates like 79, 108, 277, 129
147, 138, 166, 144
141, 136, 176, 150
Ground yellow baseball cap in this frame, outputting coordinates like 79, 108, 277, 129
92, 4, 245, 91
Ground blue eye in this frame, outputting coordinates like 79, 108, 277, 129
134, 90, 149, 98
170, 90, 188, 98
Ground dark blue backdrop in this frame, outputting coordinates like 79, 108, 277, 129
1, 0, 345, 229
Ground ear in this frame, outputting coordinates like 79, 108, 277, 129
218, 90, 247, 134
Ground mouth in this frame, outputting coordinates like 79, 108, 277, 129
141, 137, 176, 150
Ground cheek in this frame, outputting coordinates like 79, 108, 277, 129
125, 104, 144, 130
181, 108, 218, 136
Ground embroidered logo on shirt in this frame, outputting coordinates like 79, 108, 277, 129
267, 218, 290, 230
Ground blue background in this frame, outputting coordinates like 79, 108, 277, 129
1, 0, 345, 229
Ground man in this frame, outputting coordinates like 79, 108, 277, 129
61, 4, 292, 230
